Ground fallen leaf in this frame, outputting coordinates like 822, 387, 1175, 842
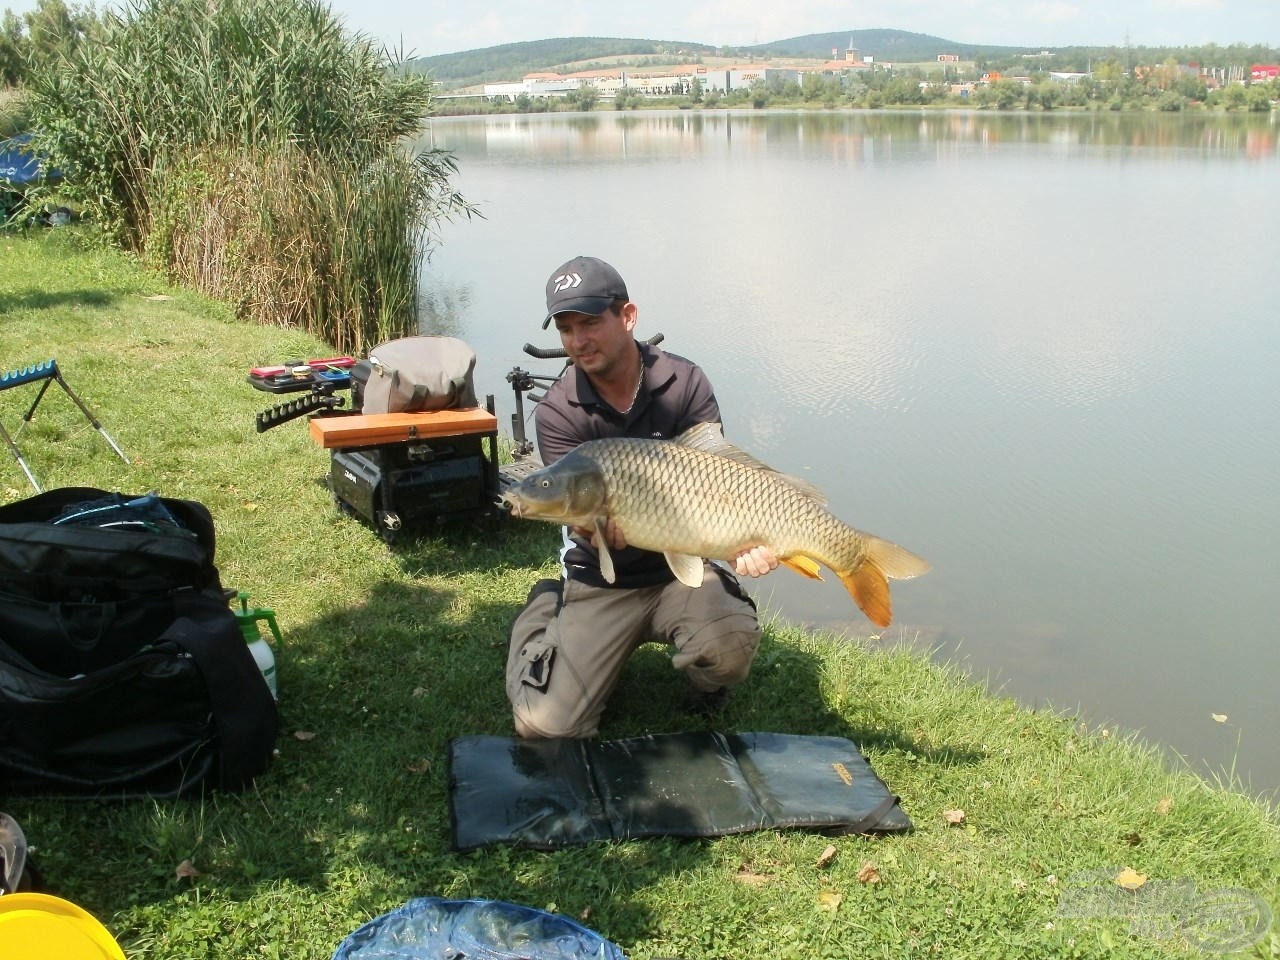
175, 859, 200, 880
817, 889, 843, 912
293, 730, 316, 741
1115, 866, 1148, 890
733, 866, 771, 887
856, 862, 881, 885
1122, 832, 1142, 847
243, 502, 259, 512
1211, 713, 1228, 723
406, 759, 430, 774
942, 808, 966, 825
816, 844, 838, 869
1155, 797, 1173, 816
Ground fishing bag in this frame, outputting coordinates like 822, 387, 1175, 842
354, 335, 479, 414
0, 487, 277, 797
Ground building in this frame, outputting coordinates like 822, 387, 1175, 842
483, 74, 582, 101
480, 42, 884, 103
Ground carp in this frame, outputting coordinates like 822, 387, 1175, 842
500, 423, 930, 627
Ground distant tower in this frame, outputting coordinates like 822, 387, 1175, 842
845, 37, 859, 63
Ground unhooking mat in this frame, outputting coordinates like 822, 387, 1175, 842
448, 731, 912, 851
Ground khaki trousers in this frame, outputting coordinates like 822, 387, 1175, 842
506, 564, 760, 739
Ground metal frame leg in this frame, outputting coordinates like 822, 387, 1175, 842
0, 418, 42, 491
50, 368, 130, 464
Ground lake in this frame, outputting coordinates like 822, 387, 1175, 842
411, 109, 1280, 799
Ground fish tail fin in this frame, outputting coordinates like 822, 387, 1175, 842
864, 536, 931, 582
780, 555, 824, 581
837, 536, 931, 628
839, 561, 893, 628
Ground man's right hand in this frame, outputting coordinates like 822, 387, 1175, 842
734, 544, 779, 579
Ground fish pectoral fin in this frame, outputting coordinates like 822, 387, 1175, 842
664, 552, 705, 588
780, 555, 824, 581
595, 519, 618, 584
839, 559, 893, 629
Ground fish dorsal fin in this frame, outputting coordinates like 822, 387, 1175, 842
664, 552, 705, 588
673, 423, 828, 505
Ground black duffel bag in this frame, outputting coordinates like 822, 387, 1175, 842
0, 487, 277, 797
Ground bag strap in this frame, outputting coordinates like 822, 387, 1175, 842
165, 591, 278, 791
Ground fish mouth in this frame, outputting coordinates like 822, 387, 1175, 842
496, 492, 522, 518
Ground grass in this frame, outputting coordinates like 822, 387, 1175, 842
2, 228, 1278, 959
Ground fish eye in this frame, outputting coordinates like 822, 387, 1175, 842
537, 478, 551, 489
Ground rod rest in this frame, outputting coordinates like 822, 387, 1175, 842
0, 360, 58, 390
255, 390, 346, 433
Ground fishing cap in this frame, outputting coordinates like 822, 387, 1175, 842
543, 256, 629, 328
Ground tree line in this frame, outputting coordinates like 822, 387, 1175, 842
437, 59, 1280, 117
0, 0, 99, 88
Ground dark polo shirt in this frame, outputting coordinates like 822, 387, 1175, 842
533, 340, 721, 588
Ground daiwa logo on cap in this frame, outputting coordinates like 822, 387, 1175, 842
543, 256, 629, 328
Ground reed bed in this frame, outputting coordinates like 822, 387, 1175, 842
20, 0, 471, 352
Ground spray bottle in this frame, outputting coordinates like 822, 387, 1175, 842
233, 591, 282, 700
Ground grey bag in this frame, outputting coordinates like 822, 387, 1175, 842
360, 336, 478, 414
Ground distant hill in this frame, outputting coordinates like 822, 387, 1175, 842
406, 29, 1279, 91
745, 28, 1022, 61
405, 29, 1014, 90
406, 37, 720, 89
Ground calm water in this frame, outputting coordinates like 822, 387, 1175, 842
412, 110, 1280, 798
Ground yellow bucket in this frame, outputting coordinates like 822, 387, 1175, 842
0, 892, 125, 959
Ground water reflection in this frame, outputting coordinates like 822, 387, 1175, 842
420, 110, 1280, 164
417, 110, 1280, 799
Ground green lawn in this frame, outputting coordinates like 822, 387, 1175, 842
2, 229, 1277, 959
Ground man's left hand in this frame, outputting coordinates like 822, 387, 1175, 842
733, 545, 779, 579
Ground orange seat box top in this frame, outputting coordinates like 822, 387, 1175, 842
308, 408, 498, 449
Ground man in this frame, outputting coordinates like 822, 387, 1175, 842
506, 255, 778, 739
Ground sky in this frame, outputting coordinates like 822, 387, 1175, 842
5, 0, 1278, 57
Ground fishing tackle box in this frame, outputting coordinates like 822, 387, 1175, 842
309, 408, 500, 542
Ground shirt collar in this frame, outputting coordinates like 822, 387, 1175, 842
566, 340, 675, 409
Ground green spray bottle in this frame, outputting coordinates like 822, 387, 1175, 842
233, 591, 282, 700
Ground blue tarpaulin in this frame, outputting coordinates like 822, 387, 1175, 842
0, 134, 60, 189
332, 898, 628, 960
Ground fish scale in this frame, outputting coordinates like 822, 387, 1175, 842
594, 439, 841, 562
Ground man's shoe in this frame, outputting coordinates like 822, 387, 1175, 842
683, 684, 730, 718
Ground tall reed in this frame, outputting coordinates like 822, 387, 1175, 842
22, 0, 470, 350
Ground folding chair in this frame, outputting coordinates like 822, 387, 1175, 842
0, 360, 129, 491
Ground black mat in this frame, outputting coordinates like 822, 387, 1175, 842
448, 731, 912, 851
